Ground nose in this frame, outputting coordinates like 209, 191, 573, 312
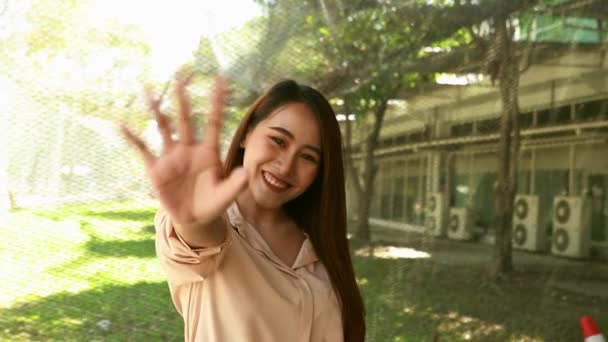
277, 151, 297, 178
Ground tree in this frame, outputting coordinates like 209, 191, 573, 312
477, 1, 542, 276
297, 0, 515, 245
1, 0, 160, 204
305, 0, 548, 275
484, 15, 523, 276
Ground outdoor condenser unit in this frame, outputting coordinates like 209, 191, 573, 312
448, 207, 474, 241
551, 196, 592, 258
426, 192, 447, 237
512, 195, 548, 252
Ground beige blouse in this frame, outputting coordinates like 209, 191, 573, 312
154, 202, 343, 342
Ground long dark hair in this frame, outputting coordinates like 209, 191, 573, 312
224, 80, 365, 341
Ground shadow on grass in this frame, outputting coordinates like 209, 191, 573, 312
85, 237, 156, 258
142, 224, 156, 234
0, 281, 182, 341
5, 255, 605, 341
41, 225, 157, 278
30, 205, 157, 224
354, 255, 608, 342
80, 209, 157, 222
77, 220, 157, 259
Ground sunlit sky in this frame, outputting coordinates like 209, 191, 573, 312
89, 0, 262, 80
0, 0, 486, 114
0, 0, 263, 109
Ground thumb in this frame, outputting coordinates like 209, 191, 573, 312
214, 167, 249, 207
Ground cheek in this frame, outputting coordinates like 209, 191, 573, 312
298, 164, 320, 186
241, 151, 261, 180
243, 139, 273, 168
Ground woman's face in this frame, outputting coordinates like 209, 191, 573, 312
241, 102, 321, 210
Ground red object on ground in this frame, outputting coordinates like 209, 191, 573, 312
581, 316, 606, 342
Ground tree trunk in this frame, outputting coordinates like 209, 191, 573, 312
353, 99, 389, 245
343, 115, 364, 236
355, 143, 380, 245
491, 17, 521, 277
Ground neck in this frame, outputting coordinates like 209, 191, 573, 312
236, 191, 291, 232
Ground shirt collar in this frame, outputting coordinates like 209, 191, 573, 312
226, 202, 319, 269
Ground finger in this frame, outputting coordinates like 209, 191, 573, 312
145, 88, 173, 150
175, 74, 195, 145
202, 77, 229, 153
120, 124, 156, 169
213, 167, 249, 209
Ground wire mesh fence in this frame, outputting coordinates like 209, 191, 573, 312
1, 0, 607, 341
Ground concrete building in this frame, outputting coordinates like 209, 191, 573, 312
345, 15, 608, 260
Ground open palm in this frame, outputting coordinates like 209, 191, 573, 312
121, 77, 248, 227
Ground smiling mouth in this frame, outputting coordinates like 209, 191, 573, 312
262, 171, 291, 192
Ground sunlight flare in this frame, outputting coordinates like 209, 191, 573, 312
355, 246, 431, 259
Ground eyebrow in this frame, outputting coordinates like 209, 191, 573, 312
269, 126, 322, 155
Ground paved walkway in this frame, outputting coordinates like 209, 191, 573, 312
365, 226, 608, 299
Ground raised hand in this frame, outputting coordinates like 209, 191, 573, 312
121, 76, 248, 231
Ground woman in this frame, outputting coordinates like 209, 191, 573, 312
121, 77, 365, 341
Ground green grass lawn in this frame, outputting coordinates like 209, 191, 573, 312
356, 254, 608, 341
0, 201, 182, 341
1, 202, 606, 341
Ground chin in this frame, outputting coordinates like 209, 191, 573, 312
253, 188, 305, 211
248, 187, 285, 209
253, 196, 286, 210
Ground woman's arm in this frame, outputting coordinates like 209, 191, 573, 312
121, 76, 248, 249
172, 215, 226, 249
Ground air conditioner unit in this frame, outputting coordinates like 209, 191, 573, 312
426, 192, 447, 237
448, 207, 473, 240
551, 196, 592, 258
512, 195, 548, 252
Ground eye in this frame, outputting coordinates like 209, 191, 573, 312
271, 137, 285, 147
302, 154, 319, 164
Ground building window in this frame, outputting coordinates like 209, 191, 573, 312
393, 176, 404, 220
379, 137, 393, 149
520, 112, 533, 129
392, 161, 406, 220
580, 99, 608, 121
471, 172, 497, 231
371, 170, 381, 217
477, 118, 500, 134
409, 131, 424, 143
451, 122, 474, 137
394, 135, 407, 145
380, 162, 393, 218
536, 105, 571, 126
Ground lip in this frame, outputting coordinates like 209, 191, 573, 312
261, 170, 291, 193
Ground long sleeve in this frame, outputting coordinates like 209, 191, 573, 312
154, 210, 232, 288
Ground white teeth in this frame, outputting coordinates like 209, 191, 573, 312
263, 171, 288, 189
